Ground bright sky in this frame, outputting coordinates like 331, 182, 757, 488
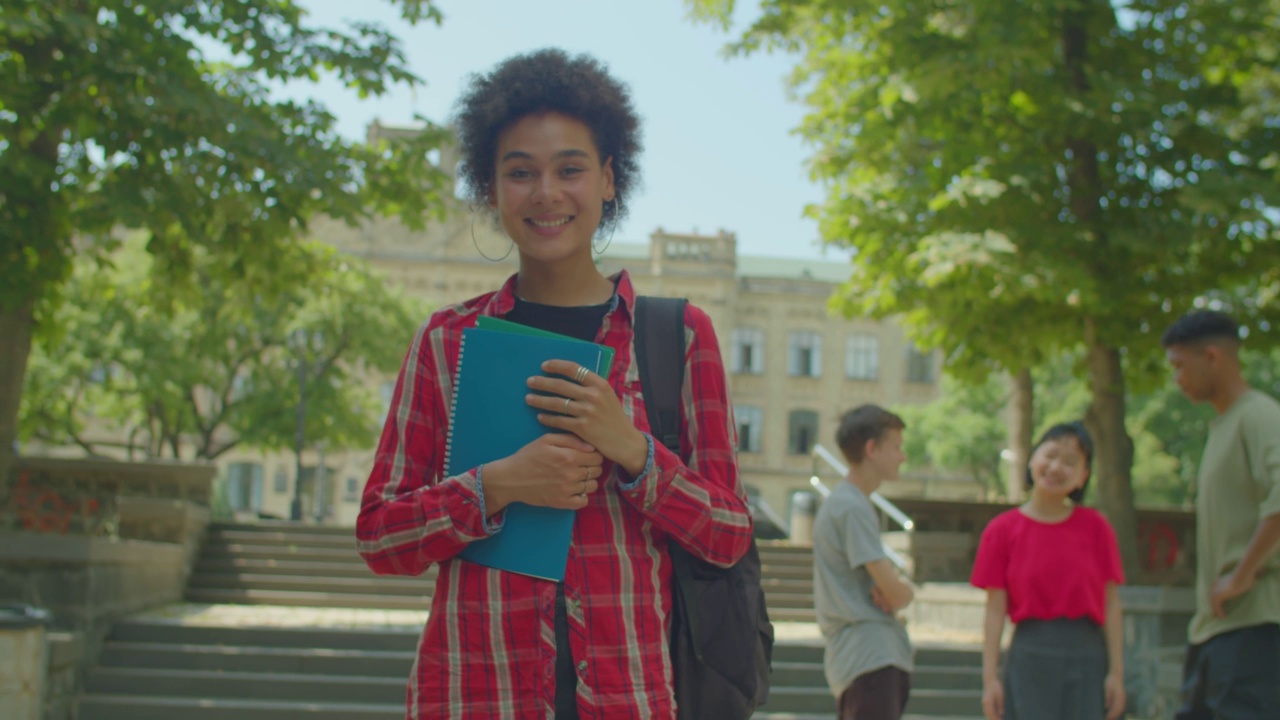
288, 0, 847, 261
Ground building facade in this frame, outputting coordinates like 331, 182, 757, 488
210, 222, 960, 529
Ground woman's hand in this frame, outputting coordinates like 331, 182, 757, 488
482, 433, 604, 515
1104, 671, 1126, 720
982, 678, 1004, 720
527, 359, 649, 477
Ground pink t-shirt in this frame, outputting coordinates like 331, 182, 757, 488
970, 507, 1125, 625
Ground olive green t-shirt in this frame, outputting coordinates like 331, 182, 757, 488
1188, 389, 1280, 644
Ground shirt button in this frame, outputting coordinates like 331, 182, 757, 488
577, 660, 588, 672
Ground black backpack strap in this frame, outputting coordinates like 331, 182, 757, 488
634, 296, 687, 455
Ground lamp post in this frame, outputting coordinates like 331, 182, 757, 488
289, 330, 308, 522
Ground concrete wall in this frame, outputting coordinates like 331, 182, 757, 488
0, 457, 214, 720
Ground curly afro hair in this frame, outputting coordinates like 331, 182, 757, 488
452, 48, 643, 235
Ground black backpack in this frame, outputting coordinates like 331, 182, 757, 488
633, 296, 774, 720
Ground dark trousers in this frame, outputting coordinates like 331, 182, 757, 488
1003, 618, 1107, 720
838, 666, 911, 720
554, 583, 580, 720
1176, 623, 1280, 720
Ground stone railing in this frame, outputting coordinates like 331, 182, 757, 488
0, 457, 215, 720
885, 498, 1196, 587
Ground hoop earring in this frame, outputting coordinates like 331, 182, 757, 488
593, 199, 618, 255
472, 214, 514, 262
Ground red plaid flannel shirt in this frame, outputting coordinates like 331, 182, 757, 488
356, 271, 753, 719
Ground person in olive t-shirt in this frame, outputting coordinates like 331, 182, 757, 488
1163, 310, 1280, 720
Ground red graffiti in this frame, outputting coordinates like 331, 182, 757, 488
8, 472, 101, 534
1139, 521, 1181, 571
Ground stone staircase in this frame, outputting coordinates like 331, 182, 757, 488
78, 522, 983, 719
184, 523, 819, 622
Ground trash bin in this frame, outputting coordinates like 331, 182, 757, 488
789, 490, 819, 545
0, 604, 52, 720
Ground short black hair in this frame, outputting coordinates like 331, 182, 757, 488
1025, 421, 1094, 504
452, 48, 642, 235
1161, 310, 1241, 348
835, 404, 906, 464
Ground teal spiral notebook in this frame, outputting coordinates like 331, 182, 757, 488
448, 326, 608, 580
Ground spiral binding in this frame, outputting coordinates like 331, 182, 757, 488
442, 330, 468, 475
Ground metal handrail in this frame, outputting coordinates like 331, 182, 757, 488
809, 444, 913, 572
811, 444, 915, 531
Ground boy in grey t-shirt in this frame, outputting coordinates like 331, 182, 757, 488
814, 404, 915, 720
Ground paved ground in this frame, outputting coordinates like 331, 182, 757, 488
134, 603, 983, 646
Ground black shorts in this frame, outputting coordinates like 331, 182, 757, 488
1176, 623, 1280, 720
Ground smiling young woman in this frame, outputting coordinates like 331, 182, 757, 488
971, 422, 1127, 720
354, 49, 752, 720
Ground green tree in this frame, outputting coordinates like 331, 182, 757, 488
1, 0, 446, 487
898, 374, 1007, 498
19, 236, 423, 460
689, 0, 1280, 575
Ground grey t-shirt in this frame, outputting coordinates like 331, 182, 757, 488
813, 481, 913, 697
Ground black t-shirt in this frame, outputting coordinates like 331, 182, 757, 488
504, 295, 609, 342
501, 293, 610, 719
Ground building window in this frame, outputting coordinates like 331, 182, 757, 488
345, 477, 361, 501
845, 334, 880, 381
273, 468, 288, 494
788, 409, 819, 455
731, 328, 766, 375
906, 343, 936, 383
380, 381, 396, 415
735, 405, 763, 453
788, 331, 823, 377
226, 462, 264, 512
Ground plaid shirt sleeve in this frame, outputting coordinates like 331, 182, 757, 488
355, 310, 496, 576
617, 302, 754, 568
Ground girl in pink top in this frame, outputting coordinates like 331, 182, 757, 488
971, 422, 1126, 720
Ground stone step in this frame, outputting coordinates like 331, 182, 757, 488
79, 695, 403, 720
184, 587, 431, 610
84, 658, 978, 716
86, 667, 404, 704
194, 558, 431, 579
201, 542, 815, 573
201, 543, 365, 564
186, 558, 808, 591
188, 572, 433, 596
766, 607, 816, 622
193, 556, 814, 589
110, 622, 421, 652
79, 695, 976, 720
98, 642, 417, 677
208, 529, 360, 548
108, 619, 976, 667
768, 662, 980, 691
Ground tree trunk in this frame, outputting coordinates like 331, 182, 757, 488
0, 301, 35, 504
1083, 328, 1141, 579
1006, 368, 1034, 503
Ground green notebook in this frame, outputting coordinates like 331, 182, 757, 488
476, 316, 615, 379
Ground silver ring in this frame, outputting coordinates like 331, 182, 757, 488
562, 397, 571, 414
574, 365, 589, 383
